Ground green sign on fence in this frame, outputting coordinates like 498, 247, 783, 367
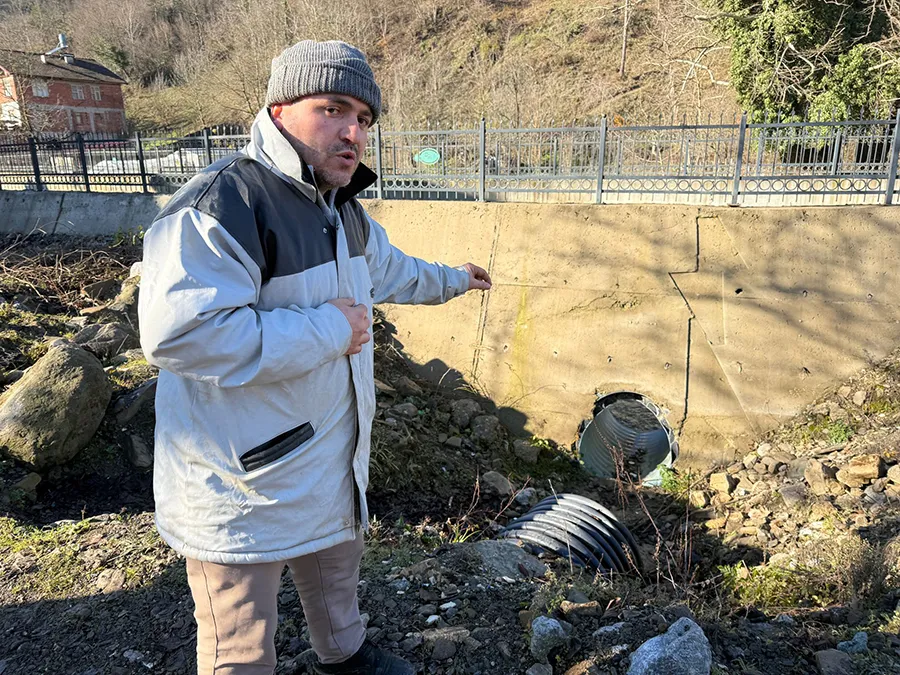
414, 148, 441, 165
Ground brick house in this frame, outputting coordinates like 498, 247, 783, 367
0, 44, 128, 136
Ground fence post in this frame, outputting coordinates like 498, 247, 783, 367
375, 123, 384, 200
135, 131, 148, 194
27, 137, 43, 191
595, 116, 608, 204
731, 113, 748, 206
478, 118, 486, 202
830, 128, 843, 175
76, 133, 90, 192
885, 110, 900, 206
203, 127, 213, 166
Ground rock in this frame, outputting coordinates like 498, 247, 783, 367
482, 470, 513, 497
389, 578, 411, 592
852, 391, 867, 406
530, 616, 568, 662
559, 601, 603, 618
689, 491, 709, 509
514, 438, 541, 464
444, 436, 463, 448
122, 649, 144, 663
778, 484, 807, 507
390, 402, 419, 419
400, 634, 423, 652
887, 464, 900, 484
837, 631, 867, 654
593, 622, 626, 637
119, 434, 153, 470
395, 376, 423, 396
98, 276, 140, 330
516, 487, 539, 507
81, 278, 120, 302
12, 472, 41, 495
450, 399, 482, 429
805, 460, 840, 496
96, 568, 126, 594
470, 415, 503, 444
443, 540, 546, 579
0, 370, 25, 387
526, 665, 554, 675
864, 486, 886, 505
566, 588, 590, 603
836, 454, 884, 488
814, 649, 853, 675
0, 344, 111, 470
709, 472, 737, 495
431, 638, 456, 660
626, 617, 712, 675
72, 323, 138, 361
113, 378, 158, 426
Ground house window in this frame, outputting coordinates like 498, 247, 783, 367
2, 79, 11, 98
71, 84, 85, 100
32, 80, 49, 97
91, 85, 101, 101
74, 112, 82, 124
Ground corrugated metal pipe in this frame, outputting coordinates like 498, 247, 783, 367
499, 493, 642, 575
577, 391, 678, 486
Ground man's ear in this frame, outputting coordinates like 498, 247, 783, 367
270, 104, 285, 130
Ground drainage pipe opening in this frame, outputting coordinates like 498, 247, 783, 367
577, 391, 678, 486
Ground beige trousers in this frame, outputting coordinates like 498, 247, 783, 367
185, 534, 366, 675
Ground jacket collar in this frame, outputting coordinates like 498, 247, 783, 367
245, 108, 377, 208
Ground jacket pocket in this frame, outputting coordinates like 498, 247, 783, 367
239, 422, 315, 472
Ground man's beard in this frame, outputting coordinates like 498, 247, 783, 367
293, 137, 359, 191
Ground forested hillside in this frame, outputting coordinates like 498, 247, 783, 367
0, 0, 897, 131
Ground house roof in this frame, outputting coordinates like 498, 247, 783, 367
0, 50, 127, 85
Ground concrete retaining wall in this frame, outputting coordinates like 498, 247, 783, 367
5, 189, 900, 467
365, 201, 900, 468
0, 191, 167, 236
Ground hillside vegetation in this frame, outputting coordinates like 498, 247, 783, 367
0, 0, 739, 130
1, 1, 898, 130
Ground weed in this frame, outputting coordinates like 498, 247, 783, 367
795, 417, 855, 445
864, 398, 900, 416
720, 533, 898, 610
659, 465, 695, 496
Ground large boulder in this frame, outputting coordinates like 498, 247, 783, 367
627, 617, 712, 675
72, 323, 139, 360
0, 343, 111, 470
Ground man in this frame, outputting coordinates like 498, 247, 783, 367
138, 40, 491, 675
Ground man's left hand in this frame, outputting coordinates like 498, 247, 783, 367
462, 263, 492, 291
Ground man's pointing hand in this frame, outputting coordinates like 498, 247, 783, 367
328, 298, 372, 355
462, 263, 492, 291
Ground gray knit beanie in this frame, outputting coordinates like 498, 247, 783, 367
265, 40, 382, 122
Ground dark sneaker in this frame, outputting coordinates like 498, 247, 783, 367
313, 640, 415, 675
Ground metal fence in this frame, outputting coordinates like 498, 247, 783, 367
2, 112, 899, 207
